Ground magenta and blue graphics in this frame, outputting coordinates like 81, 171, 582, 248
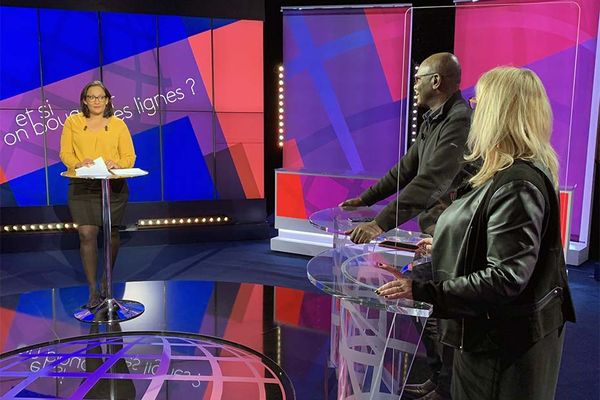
279, 2, 599, 250
454, 0, 599, 244
0, 333, 294, 399
279, 7, 412, 219
0, 7, 264, 207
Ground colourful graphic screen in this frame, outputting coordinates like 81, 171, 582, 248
282, 7, 412, 176
279, 2, 598, 245
0, 7, 264, 207
278, 7, 412, 225
454, 0, 599, 241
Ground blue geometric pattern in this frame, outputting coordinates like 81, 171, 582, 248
128, 126, 162, 202
101, 12, 157, 66
2, 168, 47, 207
162, 116, 216, 201
158, 15, 212, 47
40, 9, 100, 86
0, 7, 41, 100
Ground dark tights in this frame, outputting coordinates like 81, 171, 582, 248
78, 225, 120, 302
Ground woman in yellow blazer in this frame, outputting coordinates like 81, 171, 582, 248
60, 81, 136, 309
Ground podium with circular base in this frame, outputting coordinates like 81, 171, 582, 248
62, 171, 147, 323
308, 206, 433, 399
309, 206, 385, 369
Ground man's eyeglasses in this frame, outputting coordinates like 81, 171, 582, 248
86, 95, 107, 102
414, 72, 440, 83
468, 96, 477, 109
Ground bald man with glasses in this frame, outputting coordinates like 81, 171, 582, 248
341, 53, 473, 400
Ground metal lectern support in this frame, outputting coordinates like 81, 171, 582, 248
74, 177, 144, 323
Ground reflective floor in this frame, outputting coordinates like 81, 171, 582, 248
0, 240, 598, 400
0, 332, 293, 399
0, 279, 333, 400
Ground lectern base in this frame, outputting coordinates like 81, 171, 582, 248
74, 298, 145, 323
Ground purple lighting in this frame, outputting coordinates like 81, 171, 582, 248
0, 332, 294, 399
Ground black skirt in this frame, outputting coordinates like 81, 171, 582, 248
67, 179, 129, 227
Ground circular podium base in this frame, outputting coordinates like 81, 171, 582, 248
74, 298, 145, 323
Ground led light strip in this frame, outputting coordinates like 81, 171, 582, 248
1, 215, 232, 233
2, 223, 79, 233
137, 216, 231, 228
411, 64, 419, 143
277, 65, 285, 148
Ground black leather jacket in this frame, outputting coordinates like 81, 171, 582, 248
412, 161, 576, 352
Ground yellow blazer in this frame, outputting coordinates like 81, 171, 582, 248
60, 113, 136, 173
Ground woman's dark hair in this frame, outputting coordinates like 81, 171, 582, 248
80, 80, 114, 118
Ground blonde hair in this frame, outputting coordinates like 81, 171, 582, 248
465, 67, 559, 187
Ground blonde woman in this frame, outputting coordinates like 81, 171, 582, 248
376, 67, 575, 400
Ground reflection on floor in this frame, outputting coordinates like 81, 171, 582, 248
0, 279, 334, 400
0, 332, 294, 400
0, 240, 598, 399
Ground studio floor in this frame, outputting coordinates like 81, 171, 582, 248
0, 239, 598, 399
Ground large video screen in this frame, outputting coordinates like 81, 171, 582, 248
454, 0, 599, 241
0, 7, 264, 207
282, 7, 412, 177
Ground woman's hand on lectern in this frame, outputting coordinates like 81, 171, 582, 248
75, 159, 95, 168
375, 277, 413, 300
415, 237, 433, 258
106, 160, 120, 169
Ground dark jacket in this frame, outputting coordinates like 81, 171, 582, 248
359, 91, 472, 233
412, 160, 576, 352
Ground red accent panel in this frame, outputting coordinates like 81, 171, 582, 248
364, 8, 410, 102
457, 0, 598, 38
213, 21, 264, 112
275, 287, 304, 325
276, 173, 307, 219
0, 167, 7, 185
229, 143, 263, 198
297, 293, 331, 332
282, 138, 304, 170
0, 308, 16, 352
188, 31, 214, 106
559, 191, 572, 247
217, 113, 263, 143
223, 284, 263, 353
217, 113, 264, 198
455, 3, 581, 90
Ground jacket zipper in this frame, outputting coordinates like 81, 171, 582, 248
497, 287, 563, 317
459, 225, 474, 352
460, 205, 483, 352
460, 319, 465, 352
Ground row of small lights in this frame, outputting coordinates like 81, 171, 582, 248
137, 216, 230, 228
2, 223, 78, 233
277, 65, 285, 148
411, 65, 419, 143
1, 216, 232, 232
275, 326, 282, 366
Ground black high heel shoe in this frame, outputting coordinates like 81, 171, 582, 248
84, 292, 103, 309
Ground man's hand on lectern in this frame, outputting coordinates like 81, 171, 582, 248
338, 197, 365, 209
347, 220, 384, 244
